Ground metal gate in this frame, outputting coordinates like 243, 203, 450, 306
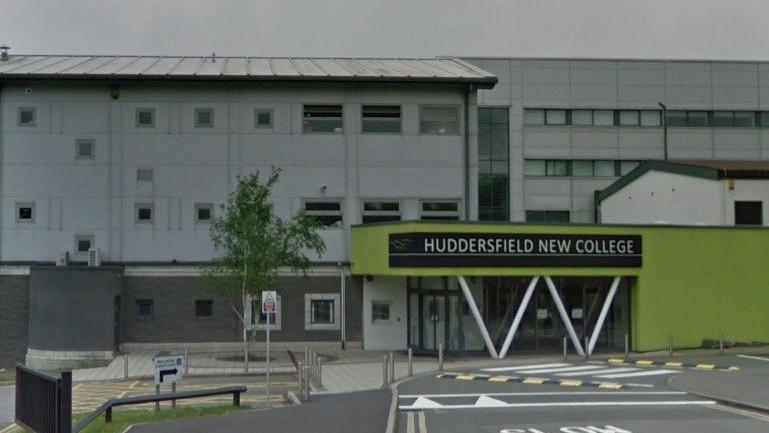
15, 365, 72, 433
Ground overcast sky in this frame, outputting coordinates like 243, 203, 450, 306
3, 0, 769, 60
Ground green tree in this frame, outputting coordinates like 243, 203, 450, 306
207, 167, 325, 364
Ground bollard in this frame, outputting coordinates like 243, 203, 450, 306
720, 334, 724, 355
388, 352, 395, 384
298, 362, 304, 399
303, 365, 310, 402
304, 346, 310, 370
562, 337, 568, 361
155, 384, 160, 412
438, 343, 444, 372
408, 347, 413, 377
184, 349, 189, 375
382, 355, 389, 389
317, 358, 323, 388
123, 354, 128, 379
584, 336, 590, 360
171, 382, 176, 410
624, 334, 630, 358
668, 336, 673, 357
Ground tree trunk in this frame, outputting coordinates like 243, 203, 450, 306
242, 260, 248, 373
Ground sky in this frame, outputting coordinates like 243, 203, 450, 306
3, 0, 769, 60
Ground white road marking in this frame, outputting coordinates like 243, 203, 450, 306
412, 396, 442, 408
519, 365, 606, 374
710, 403, 769, 423
399, 391, 688, 398
556, 368, 639, 377
406, 412, 415, 433
482, 363, 570, 372
596, 369, 679, 379
737, 354, 769, 363
400, 399, 716, 411
418, 411, 427, 433
476, 395, 509, 407
0, 424, 18, 433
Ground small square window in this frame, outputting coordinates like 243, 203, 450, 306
362, 105, 401, 134
195, 299, 213, 318
524, 160, 546, 176
304, 201, 343, 227
195, 203, 213, 223
524, 109, 545, 125
16, 202, 35, 223
545, 109, 567, 125
735, 201, 763, 225
136, 204, 154, 223
136, 168, 154, 182
303, 105, 343, 134
593, 110, 614, 126
420, 106, 460, 134
74, 235, 94, 254
311, 299, 334, 324
18, 107, 36, 127
136, 108, 155, 128
362, 201, 400, 224
420, 201, 460, 221
195, 108, 214, 128
619, 110, 640, 126
571, 110, 593, 126
75, 138, 94, 160
371, 301, 392, 323
135, 299, 154, 320
255, 109, 273, 129
571, 160, 594, 177
640, 110, 661, 126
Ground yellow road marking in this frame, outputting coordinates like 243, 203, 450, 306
635, 360, 654, 366
728, 366, 740, 371
488, 375, 512, 383
560, 380, 582, 387
665, 362, 683, 368
522, 377, 546, 385
608, 358, 626, 364
598, 382, 623, 389
0, 423, 20, 433
455, 374, 476, 381
695, 364, 715, 370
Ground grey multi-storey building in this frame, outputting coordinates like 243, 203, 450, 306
2, 52, 769, 368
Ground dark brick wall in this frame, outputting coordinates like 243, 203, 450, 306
0, 276, 29, 368
121, 274, 363, 344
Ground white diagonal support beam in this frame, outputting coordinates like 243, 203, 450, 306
544, 276, 585, 357
497, 276, 539, 358
587, 276, 622, 356
457, 276, 499, 358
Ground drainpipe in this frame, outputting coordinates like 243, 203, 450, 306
339, 262, 346, 350
0, 85, 4, 261
658, 102, 668, 160
464, 85, 472, 220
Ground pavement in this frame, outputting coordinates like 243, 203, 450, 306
0, 386, 12, 428
130, 389, 391, 433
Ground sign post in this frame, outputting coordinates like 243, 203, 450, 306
153, 354, 184, 411
262, 290, 277, 409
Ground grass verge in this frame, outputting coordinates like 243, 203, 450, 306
0, 369, 14, 386
55, 406, 252, 433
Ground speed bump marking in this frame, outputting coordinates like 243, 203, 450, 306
608, 358, 626, 364
728, 366, 740, 371
606, 358, 739, 371
665, 362, 683, 368
597, 382, 623, 389
560, 379, 583, 387
488, 375, 513, 382
522, 377, 546, 385
636, 360, 654, 366
456, 374, 477, 381
695, 364, 715, 370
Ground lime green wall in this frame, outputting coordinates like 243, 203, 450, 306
351, 222, 769, 352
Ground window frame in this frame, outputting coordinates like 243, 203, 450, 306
303, 200, 343, 228
135, 203, 155, 224
420, 200, 460, 221
254, 108, 274, 129
135, 107, 156, 128
194, 299, 214, 319
361, 104, 402, 135
371, 300, 393, 324
302, 104, 344, 134
194, 107, 214, 128
74, 234, 95, 255
136, 167, 154, 182
194, 202, 214, 224
304, 293, 341, 330
419, 105, 461, 135
75, 138, 95, 160
15, 202, 35, 224
361, 200, 401, 224
17, 107, 36, 128
135, 299, 154, 320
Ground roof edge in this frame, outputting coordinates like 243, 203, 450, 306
595, 161, 719, 203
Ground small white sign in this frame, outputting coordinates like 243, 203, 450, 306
154, 355, 184, 385
571, 308, 583, 319
536, 309, 548, 320
262, 290, 277, 314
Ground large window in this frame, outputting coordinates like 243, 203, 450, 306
420, 106, 459, 135
525, 160, 640, 178
304, 201, 343, 228
735, 201, 763, 225
523, 108, 661, 127
303, 105, 343, 133
362, 105, 401, 134
362, 201, 400, 223
478, 107, 509, 221
525, 210, 571, 224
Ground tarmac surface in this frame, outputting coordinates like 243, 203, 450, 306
0, 386, 12, 428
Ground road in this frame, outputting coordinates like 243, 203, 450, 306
0, 386, 13, 428
396, 356, 769, 433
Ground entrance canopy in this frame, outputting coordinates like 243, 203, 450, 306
351, 221, 769, 353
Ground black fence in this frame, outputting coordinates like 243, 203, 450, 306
15, 365, 72, 433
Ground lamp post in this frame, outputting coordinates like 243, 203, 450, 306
658, 102, 668, 160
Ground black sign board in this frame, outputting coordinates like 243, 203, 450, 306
388, 232, 642, 268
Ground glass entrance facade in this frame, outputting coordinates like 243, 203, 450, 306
407, 276, 631, 355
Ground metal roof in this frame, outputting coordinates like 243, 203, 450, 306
0, 55, 496, 87
596, 160, 769, 203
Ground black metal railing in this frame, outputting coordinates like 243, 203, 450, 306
15, 365, 72, 433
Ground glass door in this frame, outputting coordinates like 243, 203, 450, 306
421, 295, 446, 351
